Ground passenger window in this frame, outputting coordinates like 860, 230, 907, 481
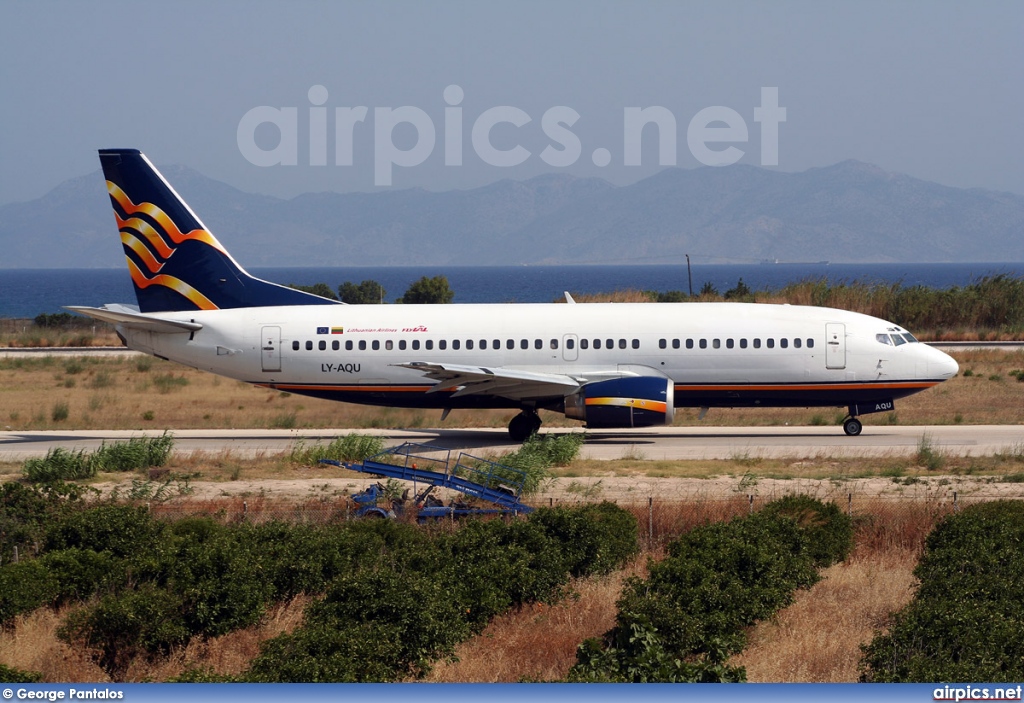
780, 338, 788, 349
467, 340, 474, 350
318, 341, 326, 351
359, 340, 367, 351
740, 339, 747, 349
712, 339, 721, 349
753, 338, 761, 349
477, 340, 485, 350
659, 339, 667, 349
452, 340, 460, 350
550, 339, 558, 350
412, 340, 420, 350
399, 340, 407, 350
767, 339, 775, 349
806, 338, 814, 348
520, 339, 528, 350
632, 339, 639, 349
305, 340, 313, 351
425, 340, 433, 350
726, 339, 734, 349
673, 339, 680, 349
686, 339, 694, 349
332, 340, 339, 351
607, 339, 614, 349
439, 340, 447, 350
618, 339, 626, 349
594, 339, 601, 349
292, 341, 299, 351
372, 340, 380, 351
566, 338, 574, 350
385, 340, 393, 350
506, 339, 514, 350
581, 339, 589, 349
493, 340, 500, 349
699, 339, 707, 349
535, 339, 543, 350
346, 340, 353, 351
794, 338, 801, 349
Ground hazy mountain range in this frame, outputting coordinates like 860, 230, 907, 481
3, 161, 1023, 268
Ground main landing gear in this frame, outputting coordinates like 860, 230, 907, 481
508, 409, 542, 442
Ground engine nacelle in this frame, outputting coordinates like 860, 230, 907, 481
564, 376, 675, 428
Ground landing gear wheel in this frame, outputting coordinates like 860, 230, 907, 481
508, 411, 542, 442
843, 417, 863, 436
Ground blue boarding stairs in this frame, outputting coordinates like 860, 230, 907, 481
320, 442, 534, 519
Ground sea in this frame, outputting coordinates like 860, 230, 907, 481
1, 262, 1023, 319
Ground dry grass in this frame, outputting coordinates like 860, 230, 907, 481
1, 350, 1021, 432
732, 548, 919, 682
425, 556, 650, 682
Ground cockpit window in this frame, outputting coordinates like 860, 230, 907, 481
902, 333, 918, 344
876, 334, 893, 345
891, 334, 906, 346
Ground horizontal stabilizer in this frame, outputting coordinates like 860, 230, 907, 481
65, 304, 202, 334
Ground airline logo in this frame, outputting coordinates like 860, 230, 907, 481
107, 180, 224, 311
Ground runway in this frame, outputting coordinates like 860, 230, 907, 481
1, 425, 1021, 462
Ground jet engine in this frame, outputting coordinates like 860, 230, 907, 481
564, 376, 675, 428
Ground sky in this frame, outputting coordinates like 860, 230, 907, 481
1, 0, 1022, 205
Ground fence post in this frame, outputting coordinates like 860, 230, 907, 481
848, 493, 853, 517
243, 501, 248, 521
953, 491, 958, 513
13, 546, 18, 564
648, 496, 654, 544
748, 495, 754, 514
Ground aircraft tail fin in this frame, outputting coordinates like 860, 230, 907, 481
98, 149, 336, 312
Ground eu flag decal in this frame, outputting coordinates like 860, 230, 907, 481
316, 327, 329, 334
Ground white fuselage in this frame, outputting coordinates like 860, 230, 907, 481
118, 301, 958, 413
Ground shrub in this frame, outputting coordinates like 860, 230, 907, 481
290, 434, 385, 465
531, 502, 639, 577
51, 402, 69, 422
23, 447, 93, 482
0, 663, 43, 683
45, 505, 161, 558
91, 433, 174, 472
861, 501, 1024, 682
0, 559, 59, 625
760, 495, 853, 567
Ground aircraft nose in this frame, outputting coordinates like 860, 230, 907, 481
928, 347, 959, 379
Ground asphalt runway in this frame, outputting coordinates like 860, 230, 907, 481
1, 425, 1021, 462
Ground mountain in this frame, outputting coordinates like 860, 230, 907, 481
2, 161, 1023, 267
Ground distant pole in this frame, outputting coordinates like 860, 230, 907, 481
686, 254, 693, 298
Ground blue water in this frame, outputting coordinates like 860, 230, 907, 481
1, 263, 1022, 319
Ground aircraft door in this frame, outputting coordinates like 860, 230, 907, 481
262, 326, 282, 372
825, 323, 846, 370
562, 334, 579, 361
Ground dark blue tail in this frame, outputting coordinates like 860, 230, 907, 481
99, 149, 336, 312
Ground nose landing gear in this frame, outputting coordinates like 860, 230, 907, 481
842, 416, 863, 436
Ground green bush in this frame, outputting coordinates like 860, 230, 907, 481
760, 495, 853, 567
0, 559, 59, 625
531, 502, 639, 577
59, 584, 191, 680
0, 663, 43, 683
45, 505, 161, 558
23, 448, 93, 482
290, 434, 386, 465
861, 501, 1024, 682
91, 433, 174, 472
570, 496, 847, 683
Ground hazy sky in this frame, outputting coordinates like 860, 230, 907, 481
1, 0, 1022, 205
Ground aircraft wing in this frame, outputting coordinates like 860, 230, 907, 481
393, 361, 584, 401
65, 305, 203, 334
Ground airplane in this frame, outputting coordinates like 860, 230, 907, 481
68, 149, 960, 441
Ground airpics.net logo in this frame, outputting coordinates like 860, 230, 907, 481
237, 85, 786, 186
